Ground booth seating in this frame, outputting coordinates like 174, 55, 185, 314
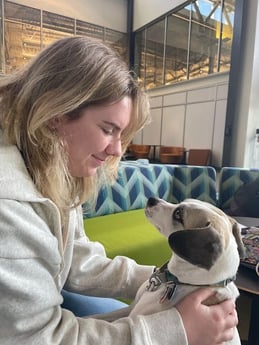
83, 162, 259, 266
83, 161, 217, 266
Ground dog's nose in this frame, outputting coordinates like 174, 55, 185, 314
147, 197, 159, 207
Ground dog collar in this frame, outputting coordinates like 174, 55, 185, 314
167, 271, 236, 288
146, 262, 236, 292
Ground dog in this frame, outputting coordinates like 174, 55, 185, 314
93, 197, 245, 344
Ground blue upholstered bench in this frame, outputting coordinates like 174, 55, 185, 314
83, 161, 217, 267
217, 166, 259, 216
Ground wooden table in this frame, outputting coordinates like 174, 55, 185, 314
236, 266, 259, 345
234, 217, 259, 345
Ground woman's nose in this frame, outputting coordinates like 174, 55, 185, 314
105, 138, 122, 157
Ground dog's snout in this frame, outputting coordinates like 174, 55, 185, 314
147, 197, 159, 207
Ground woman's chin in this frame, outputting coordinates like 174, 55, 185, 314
70, 166, 98, 178
86, 167, 98, 177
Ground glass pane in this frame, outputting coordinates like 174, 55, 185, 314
188, 0, 222, 79
5, 1, 40, 25
219, 0, 235, 72
105, 28, 128, 63
0, 0, 3, 73
76, 20, 104, 41
165, 8, 189, 85
134, 30, 145, 85
42, 11, 74, 48
145, 19, 165, 89
4, 2, 41, 73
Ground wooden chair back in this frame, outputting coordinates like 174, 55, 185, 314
128, 144, 151, 159
159, 146, 185, 164
186, 149, 211, 166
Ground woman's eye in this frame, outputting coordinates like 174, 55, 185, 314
102, 127, 113, 135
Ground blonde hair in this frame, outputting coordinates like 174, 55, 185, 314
0, 36, 150, 224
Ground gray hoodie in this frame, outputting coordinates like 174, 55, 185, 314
0, 132, 187, 345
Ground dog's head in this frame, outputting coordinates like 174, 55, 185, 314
145, 197, 245, 272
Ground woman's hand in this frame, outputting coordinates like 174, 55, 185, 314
176, 288, 238, 345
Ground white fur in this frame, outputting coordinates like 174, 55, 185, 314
93, 198, 242, 345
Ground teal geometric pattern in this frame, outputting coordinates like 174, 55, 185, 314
171, 165, 217, 205
83, 162, 217, 218
218, 167, 259, 210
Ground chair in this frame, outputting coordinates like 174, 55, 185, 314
128, 144, 151, 159
186, 149, 211, 166
159, 146, 185, 164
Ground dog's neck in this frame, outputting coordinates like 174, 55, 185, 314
167, 237, 240, 286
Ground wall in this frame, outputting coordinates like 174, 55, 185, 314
11, 0, 127, 32
133, 0, 185, 30
134, 73, 229, 167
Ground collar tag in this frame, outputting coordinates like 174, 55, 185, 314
160, 284, 176, 303
146, 268, 167, 291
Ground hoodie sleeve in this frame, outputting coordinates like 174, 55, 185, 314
0, 199, 187, 345
63, 207, 155, 300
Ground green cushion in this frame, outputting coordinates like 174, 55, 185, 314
84, 209, 171, 267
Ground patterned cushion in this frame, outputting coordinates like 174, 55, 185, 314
218, 167, 259, 211
83, 161, 217, 218
83, 162, 176, 217
171, 166, 217, 205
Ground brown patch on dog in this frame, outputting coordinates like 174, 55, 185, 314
168, 224, 223, 270
202, 294, 223, 306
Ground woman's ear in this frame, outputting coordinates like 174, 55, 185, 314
47, 116, 64, 130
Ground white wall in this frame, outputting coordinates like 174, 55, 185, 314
134, 73, 229, 167
11, 0, 127, 32
133, 0, 185, 30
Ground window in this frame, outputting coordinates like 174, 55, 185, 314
76, 20, 104, 41
219, 0, 235, 72
145, 19, 165, 89
165, 9, 189, 84
4, 1, 41, 73
104, 28, 128, 63
0, 2, 3, 73
134, 29, 146, 84
42, 11, 75, 48
134, 0, 236, 89
1, 0, 128, 74
188, 0, 221, 79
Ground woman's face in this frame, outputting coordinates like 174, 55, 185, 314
54, 96, 132, 177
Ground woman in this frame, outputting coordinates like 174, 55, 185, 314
0, 36, 237, 345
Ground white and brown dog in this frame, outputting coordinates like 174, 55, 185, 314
95, 198, 245, 344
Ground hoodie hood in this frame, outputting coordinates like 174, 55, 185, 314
0, 130, 44, 202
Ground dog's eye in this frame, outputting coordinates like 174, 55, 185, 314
173, 207, 183, 222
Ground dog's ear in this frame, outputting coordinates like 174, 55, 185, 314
231, 221, 246, 259
168, 224, 223, 270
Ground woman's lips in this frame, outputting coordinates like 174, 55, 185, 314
92, 155, 105, 166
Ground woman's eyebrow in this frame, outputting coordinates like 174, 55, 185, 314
102, 120, 121, 131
